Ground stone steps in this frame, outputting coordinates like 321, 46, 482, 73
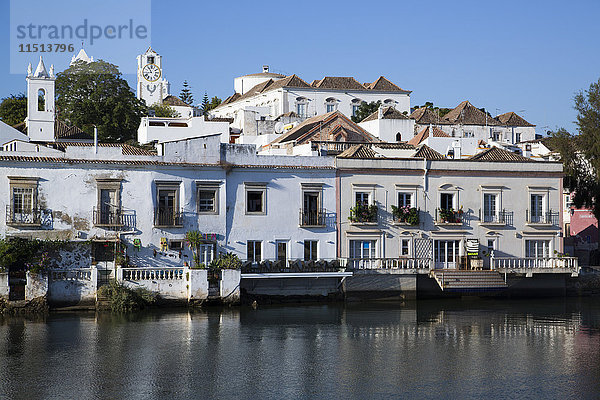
432, 270, 508, 292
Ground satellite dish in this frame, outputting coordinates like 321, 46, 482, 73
274, 122, 284, 134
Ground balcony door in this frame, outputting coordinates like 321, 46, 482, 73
12, 187, 34, 222
303, 191, 320, 225
158, 189, 177, 225
434, 240, 460, 269
99, 189, 118, 225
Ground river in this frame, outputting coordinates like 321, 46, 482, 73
1, 298, 599, 399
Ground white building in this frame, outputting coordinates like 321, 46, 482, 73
137, 116, 231, 144
411, 101, 537, 145
212, 69, 411, 136
358, 106, 414, 143
336, 145, 564, 269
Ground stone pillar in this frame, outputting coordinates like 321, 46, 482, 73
188, 269, 208, 302
0, 272, 9, 298
220, 269, 241, 305
25, 272, 48, 300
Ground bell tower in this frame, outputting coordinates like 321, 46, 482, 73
26, 56, 56, 142
137, 47, 170, 106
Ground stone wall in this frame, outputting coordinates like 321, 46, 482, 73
48, 269, 97, 305
220, 269, 241, 304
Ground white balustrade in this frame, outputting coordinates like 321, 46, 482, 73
342, 258, 432, 270
122, 267, 185, 281
493, 257, 579, 271
50, 269, 93, 281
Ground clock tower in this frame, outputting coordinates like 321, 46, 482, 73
136, 47, 170, 106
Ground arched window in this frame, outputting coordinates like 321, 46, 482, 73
38, 88, 46, 111
296, 97, 308, 118
384, 99, 395, 105
325, 97, 338, 113
351, 98, 363, 117
395, 132, 402, 142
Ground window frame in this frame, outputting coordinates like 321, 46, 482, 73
196, 181, 221, 215
247, 240, 262, 263
245, 182, 267, 215
8, 177, 39, 225
154, 180, 182, 227
304, 240, 318, 261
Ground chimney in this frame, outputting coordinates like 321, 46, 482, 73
263, 65, 269, 73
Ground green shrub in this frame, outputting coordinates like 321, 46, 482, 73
97, 281, 157, 312
209, 252, 242, 270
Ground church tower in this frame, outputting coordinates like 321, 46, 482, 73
137, 47, 170, 106
26, 56, 55, 142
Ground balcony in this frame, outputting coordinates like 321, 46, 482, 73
5, 205, 43, 227
349, 203, 378, 224
526, 210, 559, 225
492, 257, 579, 276
93, 207, 124, 227
435, 208, 463, 225
392, 206, 420, 226
299, 209, 326, 227
478, 209, 513, 226
154, 207, 184, 228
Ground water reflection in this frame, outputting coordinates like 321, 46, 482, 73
0, 299, 599, 399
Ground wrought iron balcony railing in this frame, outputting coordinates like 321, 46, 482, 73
299, 209, 326, 227
526, 210, 559, 225
5, 205, 43, 226
154, 207, 183, 227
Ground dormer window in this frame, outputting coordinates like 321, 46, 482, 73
296, 97, 308, 118
351, 99, 363, 117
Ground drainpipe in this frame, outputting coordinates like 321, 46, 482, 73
94, 126, 98, 154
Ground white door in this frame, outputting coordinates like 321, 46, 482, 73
434, 240, 460, 269
349, 240, 376, 269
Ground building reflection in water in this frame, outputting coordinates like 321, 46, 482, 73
0, 299, 599, 399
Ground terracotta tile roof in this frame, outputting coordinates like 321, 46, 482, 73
221, 93, 241, 106
410, 107, 446, 125
337, 144, 379, 159
495, 111, 535, 127
364, 76, 410, 93
311, 76, 366, 90
274, 111, 298, 120
469, 146, 534, 162
412, 144, 445, 160
51, 142, 157, 155
215, 75, 311, 109
362, 106, 409, 122
407, 126, 450, 145
269, 111, 379, 146
443, 101, 501, 126
163, 95, 192, 107
14, 120, 93, 141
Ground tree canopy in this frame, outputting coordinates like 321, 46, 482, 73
551, 78, 600, 219
149, 103, 180, 118
351, 101, 381, 123
56, 60, 146, 142
199, 93, 222, 116
0, 94, 27, 126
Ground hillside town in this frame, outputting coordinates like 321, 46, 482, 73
0, 47, 594, 307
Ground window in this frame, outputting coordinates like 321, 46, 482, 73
398, 192, 412, 208
245, 183, 267, 214
351, 99, 363, 117
325, 98, 337, 113
197, 182, 220, 214
304, 240, 318, 261
296, 97, 308, 118
395, 132, 402, 142
301, 188, 323, 226
95, 179, 121, 226
199, 243, 215, 265
169, 240, 184, 251
401, 239, 410, 256
515, 132, 522, 143
487, 239, 496, 254
349, 240, 376, 259
483, 193, 497, 222
356, 192, 370, 206
463, 131, 474, 138
147, 56, 155, 64
440, 193, 454, 210
525, 240, 550, 258
155, 181, 181, 227
277, 241, 288, 262
491, 131, 501, 141
38, 88, 46, 111
8, 177, 39, 225
530, 193, 544, 222
247, 241, 262, 262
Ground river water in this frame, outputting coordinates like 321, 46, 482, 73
1, 298, 599, 400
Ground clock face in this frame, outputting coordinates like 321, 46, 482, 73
142, 64, 161, 82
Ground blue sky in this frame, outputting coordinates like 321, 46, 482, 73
2, 0, 599, 133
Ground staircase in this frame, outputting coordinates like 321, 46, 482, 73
431, 270, 508, 292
